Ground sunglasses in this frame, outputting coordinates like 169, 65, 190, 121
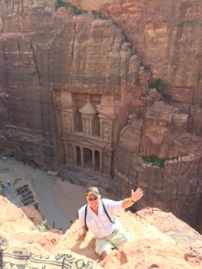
88, 197, 98, 201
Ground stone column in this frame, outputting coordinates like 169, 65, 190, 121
70, 113, 75, 133
66, 143, 72, 165
107, 152, 112, 175
92, 150, 95, 171
82, 118, 85, 134
102, 151, 112, 175
64, 142, 68, 163
100, 121, 103, 139
73, 145, 77, 165
80, 146, 84, 168
90, 120, 93, 137
109, 122, 113, 142
86, 119, 90, 136
99, 151, 103, 173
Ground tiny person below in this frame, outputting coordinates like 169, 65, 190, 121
78, 186, 144, 262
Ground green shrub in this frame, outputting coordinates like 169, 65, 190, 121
55, 0, 70, 10
150, 78, 167, 94
55, 1, 105, 18
92, 12, 105, 20
142, 155, 166, 168
55, 0, 87, 15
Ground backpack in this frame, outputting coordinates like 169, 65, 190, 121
84, 199, 114, 231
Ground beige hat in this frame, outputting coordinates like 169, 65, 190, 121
86, 186, 100, 197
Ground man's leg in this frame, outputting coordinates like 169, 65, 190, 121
99, 249, 113, 261
98, 247, 128, 266
115, 249, 128, 264
109, 228, 133, 249
95, 238, 113, 261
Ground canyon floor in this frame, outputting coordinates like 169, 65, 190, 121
0, 157, 202, 269
0, 156, 88, 231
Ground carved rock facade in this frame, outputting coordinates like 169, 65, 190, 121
0, 1, 202, 230
54, 91, 116, 175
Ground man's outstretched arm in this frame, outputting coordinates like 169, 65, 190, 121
122, 187, 144, 209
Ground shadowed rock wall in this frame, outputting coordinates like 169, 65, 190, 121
0, 0, 202, 230
0, 1, 140, 169
64, 0, 202, 230
67, 0, 202, 88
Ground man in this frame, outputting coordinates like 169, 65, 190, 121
78, 186, 143, 261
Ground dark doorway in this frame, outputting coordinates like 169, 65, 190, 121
76, 146, 81, 166
95, 150, 100, 171
84, 148, 92, 169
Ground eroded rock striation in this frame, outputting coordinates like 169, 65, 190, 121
0, 0, 202, 231
0, 196, 202, 269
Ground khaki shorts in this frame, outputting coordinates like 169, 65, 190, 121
95, 229, 133, 256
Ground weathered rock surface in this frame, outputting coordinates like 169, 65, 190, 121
115, 101, 202, 228
0, 0, 202, 236
0, 196, 202, 269
67, 0, 202, 87
0, 1, 141, 168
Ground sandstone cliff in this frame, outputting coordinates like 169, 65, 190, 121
58, 0, 202, 229
0, 0, 202, 235
0, 195, 202, 269
67, 0, 202, 88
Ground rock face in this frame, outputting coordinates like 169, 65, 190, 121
0, 196, 202, 269
0, 1, 140, 171
0, 0, 202, 231
115, 101, 202, 227
67, 0, 202, 87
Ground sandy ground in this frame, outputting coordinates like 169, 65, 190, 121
0, 157, 87, 231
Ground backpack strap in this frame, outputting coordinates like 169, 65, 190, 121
101, 200, 114, 224
84, 200, 114, 231
84, 204, 88, 231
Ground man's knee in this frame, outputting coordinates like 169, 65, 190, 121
99, 249, 112, 261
